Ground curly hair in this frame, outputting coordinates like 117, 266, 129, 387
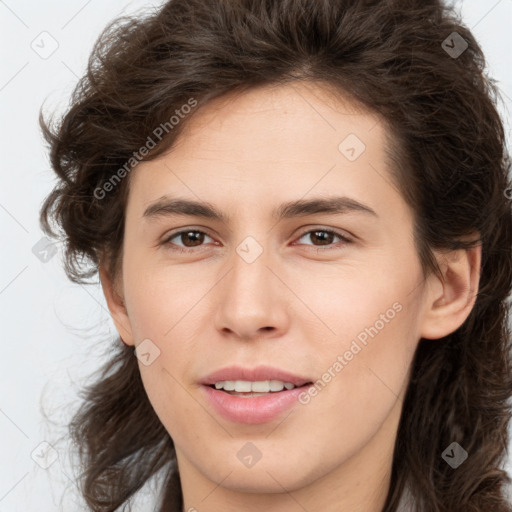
38, 0, 512, 510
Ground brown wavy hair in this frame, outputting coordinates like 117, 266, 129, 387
38, 0, 512, 510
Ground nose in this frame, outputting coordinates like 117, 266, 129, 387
213, 243, 290, 341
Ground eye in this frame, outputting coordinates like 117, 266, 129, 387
163, 230, 215, 253
294, 228, 352, 251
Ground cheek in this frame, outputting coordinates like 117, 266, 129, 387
122, 258, 201, 341
287, 258, 416, 347
293, 296, 418, 474
291, 264, 421, 415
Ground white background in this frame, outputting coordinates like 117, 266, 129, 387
0, 1, 511, 510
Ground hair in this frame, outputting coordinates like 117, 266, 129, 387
38, 0, 512, 510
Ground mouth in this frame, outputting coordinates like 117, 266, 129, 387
206, 381, 314, 397
201, 381, 315, 424
198, 365, 315, 423
199, 364, 313, 388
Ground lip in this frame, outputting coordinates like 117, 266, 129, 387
199, 365, 314, 424
200, 383, 313, 424
199, 365, 312, 387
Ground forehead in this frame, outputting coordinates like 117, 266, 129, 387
175, 81, 380, 154
126, 81, 395, 220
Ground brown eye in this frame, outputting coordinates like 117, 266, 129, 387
163, 230, 214, 252
296, 229, 352, 250
177, 231, 205, 247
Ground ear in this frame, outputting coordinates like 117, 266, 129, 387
99, 265, 135, 346
420, 240, 482, 340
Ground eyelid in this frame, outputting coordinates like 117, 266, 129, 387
294, 226, 354, 243
162, 227, 216, 248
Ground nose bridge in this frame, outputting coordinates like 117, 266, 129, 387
214, 233, 286, 337
229, 235, 272, 309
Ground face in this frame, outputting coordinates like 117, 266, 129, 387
102, 81, 446, 509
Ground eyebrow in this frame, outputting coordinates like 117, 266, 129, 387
142, 195, 378, 223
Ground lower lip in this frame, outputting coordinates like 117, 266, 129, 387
200, 384, 312, 424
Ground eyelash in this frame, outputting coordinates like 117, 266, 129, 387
162, 228, 353, 254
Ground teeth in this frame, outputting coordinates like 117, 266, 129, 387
213, 380, 297, 392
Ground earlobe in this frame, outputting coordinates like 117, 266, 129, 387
420, 242, 481, 340
98, 266, 135, 346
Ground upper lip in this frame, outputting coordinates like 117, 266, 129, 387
200, 365, 313, 387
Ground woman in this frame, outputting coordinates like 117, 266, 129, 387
39, 0, 512, 510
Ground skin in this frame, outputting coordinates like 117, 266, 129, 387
99, 81, 481, 512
